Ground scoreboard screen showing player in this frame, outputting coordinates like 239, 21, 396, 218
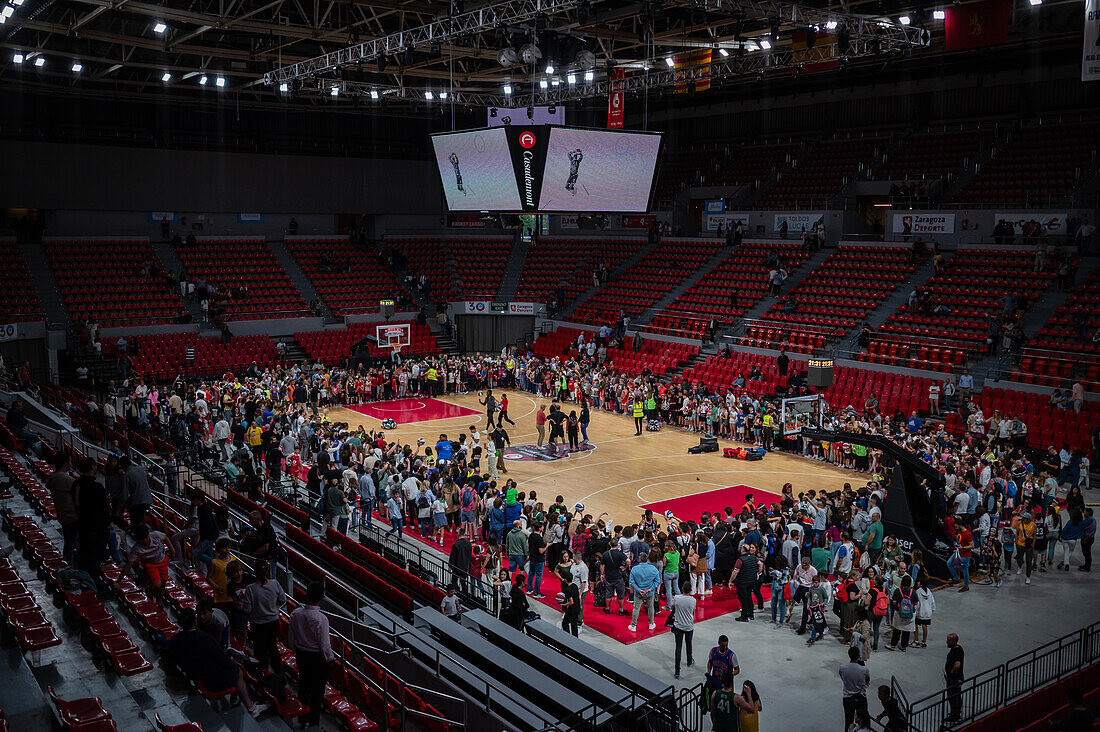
536, 127, 662, 213
431, 127, 523, 212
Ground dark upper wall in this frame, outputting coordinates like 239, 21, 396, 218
0, 140, 443, 214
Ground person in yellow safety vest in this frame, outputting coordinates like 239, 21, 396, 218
427, 367, 439, 397
645, 393, 657, 422
505, 358, 515, 387
633, 399, 645, 436
559, 374, 569, 402
761, 411, 775, 451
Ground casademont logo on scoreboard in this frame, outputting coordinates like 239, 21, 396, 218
518, 131, 536, 149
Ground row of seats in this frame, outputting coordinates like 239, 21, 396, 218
529, 327, 699, 376
45, 239, 181, 327
678, 351, 800, 396
176, 238, 307, 319
294, 321, 439, 364
0, 240, 44, 322
286, 237, 403, 316
944, 387, 1098, 452
0, 511, 64, 657
101, 333, 278, 380
514, 237, 597, 304
753, 134, 891, 209
858, 336, 968, 374
876, 124, 997, 182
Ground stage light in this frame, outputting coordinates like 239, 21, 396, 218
0, 15, 6, 23
898, 15, 911, 24
215, 76, 225, 87
584, 69, 594, 81
199, 75, 208, 85
825, 19, 838, 29
1, 6, 13, 18
503, 83, 512, 94
370, 89, 379, 99
718, 47, 729, 57
933, 9, 945, 19
497, 48, 518, 66
439, 91, 448, 99
566, 72, 575, 84
12, 0, 22, 5
162, 71, 171, 81
279, 82, 288, 92
34, 56, 45, 67
539, 79, 548, 89
1028, 0, 1041, 5
330, 84, 339, 96
153, 21, 167, 33
551, 77, 560, 86
424, 90, 433, 100
71, 62, 82, 72
759, 38, 772, 50
664, 56, 674, 67
13, 51, 23, 63
545, 62, 554, 74
519, 43, 542, 65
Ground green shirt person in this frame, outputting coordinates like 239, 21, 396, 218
865, 517, 884, 551
710, 671, 754, 732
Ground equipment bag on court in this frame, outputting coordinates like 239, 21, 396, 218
592, 580, 609, 608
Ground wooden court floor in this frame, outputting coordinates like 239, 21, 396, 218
325, 391, 861, 524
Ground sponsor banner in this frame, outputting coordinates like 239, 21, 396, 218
892, 212, 956, 235
447, 213, 486, 228
504, 126, 548, 211
560, 214, 580, 229
704, 199, 725, 214
620, 214, 656, 229
149, 212, 176, 223
463, 301, 538, 315
607, 68, 625, 129
238, 213, 264, 223
1086, 0, 1100, 81
994, 211, 1068, 233
487, 106, 565, 126
705, 211, 750, 232
0, 323, 17, 342
504, 443, 596, 462
773, 213, 824, 233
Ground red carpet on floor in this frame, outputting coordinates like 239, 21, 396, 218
343, 398, 481, 423
641, 485, 782, 525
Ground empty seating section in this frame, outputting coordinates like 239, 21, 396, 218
100, 333, 277, 380
176, 238, 307, 319
295, 321, 439, 364
287, 236, 403, 316
1008, 268, 1100, 389
387, 236, 462, 301
753, 134, 890, 209
654, 144, 723, 204
531, 327, 698, 376
0, 239, 44, 322
876, 125, 996, 182
513, 237, 594, 303
450, 239, 511, 299
659, 242, 811, 335
953, 119, 1100, 207
820, 366, 933, 418
876, 249, 1054, 370
571, 239, 720, 326
760, 245, 915, 342
680, 351, 795, 395
945, 388, 1098, 452
710, 139, 802, 187
44, 238, 180, 326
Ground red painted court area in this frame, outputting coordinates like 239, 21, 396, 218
344, 398, 481, 423
641, 485, 783, 524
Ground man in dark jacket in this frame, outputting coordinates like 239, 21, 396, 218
73, 457, 112, 578
448, 536, 472, 593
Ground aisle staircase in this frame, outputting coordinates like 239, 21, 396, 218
496, 236, 529, 302
266, 240, 332, 319
556, 238, 658, 320
635, 245, 734, 326
150, 241, 204, 328
19, 237, 70, 326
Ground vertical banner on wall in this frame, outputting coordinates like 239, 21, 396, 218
1085, 0, 1100, 81
944, 0, 1010, 51
607, 68, 625, 129
673, 49, 711, 93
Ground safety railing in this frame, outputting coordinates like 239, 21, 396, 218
897, 620, 1100, 731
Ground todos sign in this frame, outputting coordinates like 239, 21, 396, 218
892, 213, 955, 235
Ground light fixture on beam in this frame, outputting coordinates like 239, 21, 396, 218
279, 82, 288, 92
545, 62, 554, 74
34, 56, 45, 67
933, 9, 945, 18
330, 84, 339, 96
199, 75, 208, 85
718, 47, 729, 57
539, 79, 548, 89
898, 15, 911, 25
439, 91, 448, 99
424, 90, 433, 100
370, 89, 379, 99
566, 72, 575, 84
584, 69, 594, 81
153, 21, 167, 33
664, 56, 674, 67
759, 38, 772, 50
503, 83, 512, 94
825, 19, 838, 30
162, 71, 171, 82
71, 61, 82, 72
13, 51, 23, 63
215, 76, 225, 87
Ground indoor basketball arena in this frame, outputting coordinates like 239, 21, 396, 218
0, 0, 1098, 730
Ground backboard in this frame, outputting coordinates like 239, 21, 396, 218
375, 323, 411, 353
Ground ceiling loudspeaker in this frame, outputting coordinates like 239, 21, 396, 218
574, 48, 596, 69
520, 43, 542, 65
498, 47, 519, 66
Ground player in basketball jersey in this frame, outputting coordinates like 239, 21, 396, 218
710, 671, 754, 731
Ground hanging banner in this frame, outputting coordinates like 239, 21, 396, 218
607, 68, 625, 129
1085, 0, 1100, 82
238, 213, 264, 223
891, 212, 956, 235
673, 48, 712, 93
773, 213, 824, 233
945, 0, 1010, 51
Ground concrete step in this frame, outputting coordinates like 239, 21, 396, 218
266, 239, 332, 319
496, 236, 529, 301
151, 241, 200, 323
636, 244, 734, 326
557, 238, 658, 320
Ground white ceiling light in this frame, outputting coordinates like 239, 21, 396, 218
759, 38, 772, 50
664, 55, 675, 67
1, 6, 13, 18
215, 76, 225, 87
1028, 0, 1041, 6
13, 51, 23, 63
12, 0, 23, 5
566, 72, 575, 84
161, 72, 171, 81
503, 83, 512, 94
153, 21, 167, 33
718, 47, 729, 57
198, 75, 208, 85
584, 69, 594, 81
71, 62, 82, 72
278, 82, 288, 92
551, 77, 560, 86
330, 84, 339, 96
0, 15, 7, 24
424, 90, 433, 100
34, 56, 45, 67
539, 79, 548, 89
898, 15, 911, 24
545, 63, 554, 74
825, 19, 838, 29
933, 9, 945, 19
370, 89, 379, 99
439, 91, 448, 99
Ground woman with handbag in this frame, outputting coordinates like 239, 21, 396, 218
689, 531, 709, 597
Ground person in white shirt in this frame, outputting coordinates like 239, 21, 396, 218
928, 382, 941, 416
212, 415, 231, 460
953, 490, 969, 517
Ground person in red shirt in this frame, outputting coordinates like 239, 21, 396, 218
949, 525, 974, 591
497, 393, 516, 428
535, 405, 547, 446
